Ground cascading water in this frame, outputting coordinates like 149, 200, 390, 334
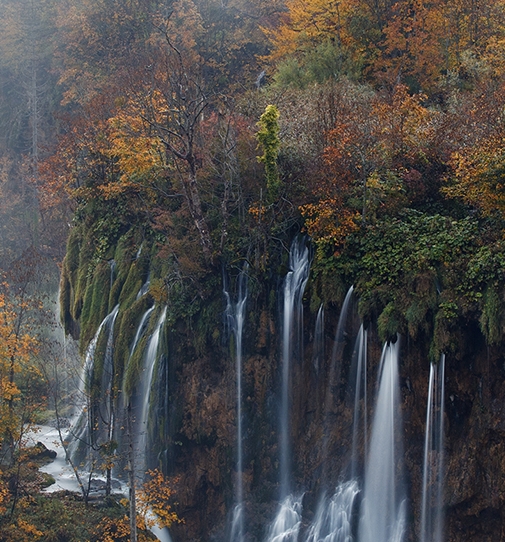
109, 259, 116, 286
266, 238, 310, 542
313, 304, 324, 375
266, 494, 303, 542
350, 324, 367, 481
79, 305, 119, 399
137, 274, 151, 300
68, 305, 119, 461
420, 355, 445, 542
101, 307, 120, 445
130, 306, 155, 356
320, 286, 355, 482
306, 480, 359, 542
135, 307, 167, 479
224, 268, 248, 542
307, 291, 360, 542
358, 341, 406, 542
279, 238, 310, 497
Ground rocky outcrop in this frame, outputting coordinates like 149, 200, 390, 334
60, 226, 505, 542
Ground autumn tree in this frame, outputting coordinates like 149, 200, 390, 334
264, 0, 505, 91
299, 83, 441, 255
103, 12, 217, 264
256, 104, 281, 203
442, 81, 505, 220
94, 468, 182, 542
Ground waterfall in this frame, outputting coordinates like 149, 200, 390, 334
225, 268, 248, 542
313, 304, 324, 375
266, 494, 303, 542
136, 307, 167, 479
137, 274, 151, 300
100, 306, 120, 442
420, 355, 445, 542
109, 259, 116, 286
306, 480, 359, 542
280, 237, 310, 498
130, 306, 155, 356
68, 305, 119, 461
306, 314, 363, 542
79, 306, 119, 399
358, 341, 406, 542
320, 286, 355, 483
350, 324, 367, 480
265, 238, 309, 542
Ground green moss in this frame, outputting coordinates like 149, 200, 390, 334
377, 301, 401, 342
90, 322, 109, 401
404, 273, 438, 339
60, 226, 85, 330
118, 261, 145, 308
113, 295, 154, 389
113, 233, 137, 276
80, 262, 112, 353
480, 285, 504, 344
123, 334, 146, 399
59, 273, 74, 334
193, 295, 223, 355
123, 305, 164, 399
65, 225, 83, 285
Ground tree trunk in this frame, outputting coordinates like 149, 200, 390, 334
183, 158, 214, 264
127, 403, 137, 542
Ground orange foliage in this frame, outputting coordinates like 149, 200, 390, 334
94, 469, 182, 541
265, 0, 505, 89
137, 469, 182, 530
300, 198, 359, 255
440, 80, 505, 218
0, 288, 40, 442
301, 84, 439, 251
446, 134, 505, 217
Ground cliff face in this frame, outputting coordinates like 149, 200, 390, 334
166, 300, 505, 542
60, 224, 505, 542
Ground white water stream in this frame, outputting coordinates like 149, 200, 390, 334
359, 341, 406, 542
27, 424, 171, 542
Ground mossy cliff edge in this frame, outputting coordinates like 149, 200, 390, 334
59, 200, 505, 541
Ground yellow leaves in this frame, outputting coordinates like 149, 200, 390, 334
0, 287, 42, 451
15, 518, 43, 539
0, 477, 9, 514
107, 110, 164, 187
300, 199, 359, 255
95, 515, 131, 542
1, 379, 20, 402
444, 135, 505, 217
265, 0, 505, 88
137, 469, 182, 530
264, 0, 353, 64
94, 470, 182, 541
148, 279, 168, 305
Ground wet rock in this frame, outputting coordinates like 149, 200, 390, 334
30, 442, 57, 460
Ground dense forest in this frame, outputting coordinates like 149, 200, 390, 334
2, 0, 505, 540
